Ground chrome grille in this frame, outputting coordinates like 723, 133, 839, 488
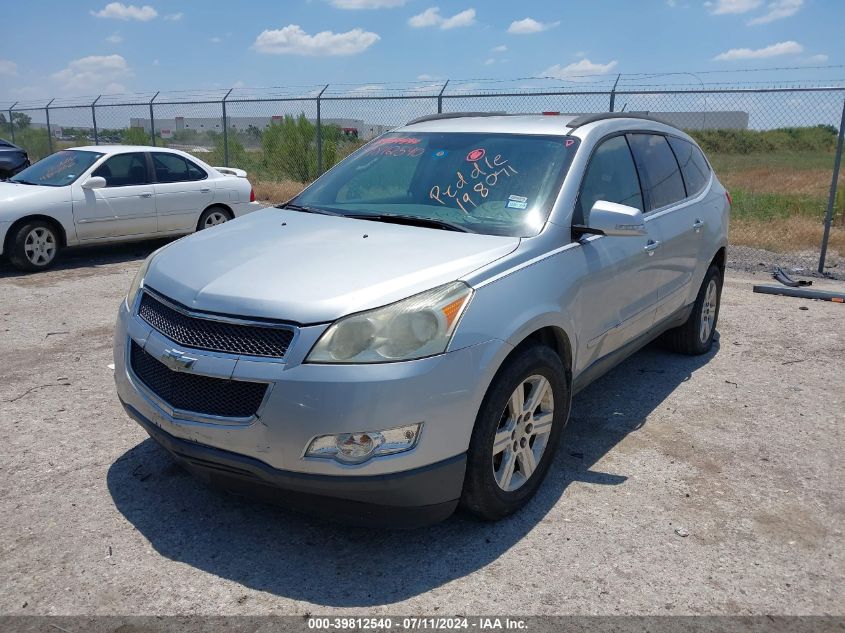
138, 291, 294, 358
130, 341, 267, 418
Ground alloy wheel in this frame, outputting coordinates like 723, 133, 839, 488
204, 211, 229, 228
699, 279, 719, 344
492, 375, 555, 492
24, 227, 57, 267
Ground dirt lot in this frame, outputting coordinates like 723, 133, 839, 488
0, 242, 843, 616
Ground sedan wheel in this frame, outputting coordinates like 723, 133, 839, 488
24, 227, 58, 267
198, 207, 232, 231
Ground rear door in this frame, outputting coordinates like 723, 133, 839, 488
151, 152, 214, 233
627, 133, 706, 322
71, 151, 156, 240
572, 134, 663, 367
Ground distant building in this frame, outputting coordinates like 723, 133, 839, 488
129, 115, 393, 140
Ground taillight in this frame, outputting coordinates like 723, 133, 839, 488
250, 188, 256, 202
725, 191, 733, 206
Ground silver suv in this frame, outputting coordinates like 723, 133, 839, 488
114, 113, 729, 526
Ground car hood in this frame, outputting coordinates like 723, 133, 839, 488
0, 182, 69, 209
145, 207, 520, 323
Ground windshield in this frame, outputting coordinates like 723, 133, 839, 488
292, 132, 580, 237
11, 150, 103, 187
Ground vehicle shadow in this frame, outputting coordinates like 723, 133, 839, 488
0, 238, 175, 279
107, 339, 719, 607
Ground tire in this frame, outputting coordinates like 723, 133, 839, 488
197, 206, 232, 231
661, 264, 723, 355
7, 220, 61, 272
460, 344, 569, 521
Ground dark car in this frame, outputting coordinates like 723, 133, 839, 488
0, 138, 29, 179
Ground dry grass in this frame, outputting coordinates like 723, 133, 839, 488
719, 167, 836, 198
730, 215, 844, 256
252, 178, 307, 205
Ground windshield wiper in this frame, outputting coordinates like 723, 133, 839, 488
277, 202, 342, 216
346, 213, 475, 233
11, 179, 38, 185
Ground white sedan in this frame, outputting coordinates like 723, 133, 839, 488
0, 145, 263, 271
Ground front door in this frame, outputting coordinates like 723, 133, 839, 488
571, 134, 663, 371
71, 151, 157, 240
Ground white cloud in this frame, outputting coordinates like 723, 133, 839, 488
491, 44, 507, 52
210, 36, 222, 43
164, 12, 183, 21
705, 0, 762, 14
408, 7, 476, 30
541, 58, 619, 78
0, 59, 18, 76
91, 2, 157, 21
507, 17, 560, 34
253, 24, 379, 56
105, 33, 123, 43
748, 0, 803, 24
51, 54, 131, 92
417, 73, 435, 80
331, 0, 405, 7
714, 40, 802, 60
804, 53, 829, 63
484, 58, 495, 65
152, 59, 160, 66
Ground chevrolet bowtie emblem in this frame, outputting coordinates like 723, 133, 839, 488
160, 348, 198, 371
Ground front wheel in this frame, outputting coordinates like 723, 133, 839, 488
461, 344, 569, 521
8, 221, 61, 272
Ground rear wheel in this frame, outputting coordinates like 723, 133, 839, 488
8, 220, 61, 272
197, 206, 232, 231
661, 264, 723, 355
461, 344, 568, 521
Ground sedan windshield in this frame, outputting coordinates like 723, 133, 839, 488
11, 150, 103, 187
291, 132, 580, 237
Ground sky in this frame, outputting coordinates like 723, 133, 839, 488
0, 0, 843, 104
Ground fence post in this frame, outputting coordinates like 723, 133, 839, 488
149, 91, 159, 146
8, 102, 17, 144
818, 96, 845, 274
437, 80, 449, 114
609, 74, 621, 112
221, 88, 233, 167
91, 95, 101, 145
316, 84, 329, 177
45, 99, 55, 155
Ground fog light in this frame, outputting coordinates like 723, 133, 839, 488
305, 423, 422, 464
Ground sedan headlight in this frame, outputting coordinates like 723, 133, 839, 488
306, 281, 473, 363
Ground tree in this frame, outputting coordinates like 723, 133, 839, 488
11, 112, 31, 130
261, 113, 339, 182
122, 127, 149, 145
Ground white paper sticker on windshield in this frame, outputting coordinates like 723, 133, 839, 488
508, 194, 528, 203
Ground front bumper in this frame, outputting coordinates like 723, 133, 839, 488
123, 400, 465, 527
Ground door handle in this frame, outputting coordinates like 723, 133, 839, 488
693, 219, 705, 233
139, 192, 153, 198
644, 240, 661, 256
200, 188, 211, 193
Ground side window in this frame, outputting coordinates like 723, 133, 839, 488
667, 136, 711, 197
92, 152, 149, 187
577, 135, 643, 224
152, 153, 204, 183
627, 134, 687, 211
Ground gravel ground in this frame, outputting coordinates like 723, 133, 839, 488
0, 241, 843, 616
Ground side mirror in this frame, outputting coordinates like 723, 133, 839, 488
587, 200, 647, 237
82, 176, 107, 189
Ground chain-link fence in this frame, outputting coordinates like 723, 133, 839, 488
2, 79, 844, 269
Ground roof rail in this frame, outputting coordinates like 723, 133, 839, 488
566, 112, 671, 130
405, 111, 507, 125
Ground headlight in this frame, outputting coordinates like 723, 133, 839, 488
125, 252, 156, 308
306, 281, 473, 363
305, 423, 422, 464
